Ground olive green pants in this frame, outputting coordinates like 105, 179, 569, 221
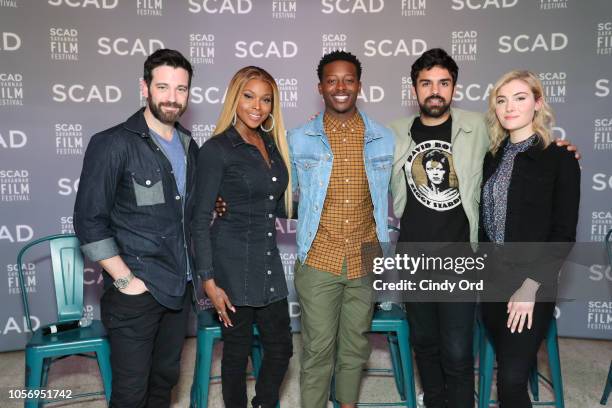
294, 261, 374, 408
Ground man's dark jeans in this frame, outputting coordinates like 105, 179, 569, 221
100, 285, 191, 408
220, 298, 293, 408
405, 301, 476, 408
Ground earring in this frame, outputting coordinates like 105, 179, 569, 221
232, 112, 237, 126
260, 115, 275, 132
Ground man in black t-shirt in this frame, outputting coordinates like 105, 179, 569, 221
389, 49, 485, 408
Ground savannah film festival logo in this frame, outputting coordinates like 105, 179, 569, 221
60, 215, 74, 234
277, 78, 298, 109
539, 0, 567, 10
0, 73, 23, 106
322, 33, 347, 55
594, 117, 612, 151
587, 301, 612, 331
538, 72, 566, 104
7, 262, 37, 295
591, 210, 612, 242
596, 22, 612, 56
137, 0, 163, 16
191, 123, 216, 147
189, 33, 215, 65
0, 169, 29, 202
400, 76, 417, 107
451, 30, 478, 62
49, 28, 78, 61
272, 0, 296, 19
401, 0, 425, 16
55, 123, 84, 155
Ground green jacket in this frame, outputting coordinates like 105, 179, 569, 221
388, 107, 490, 243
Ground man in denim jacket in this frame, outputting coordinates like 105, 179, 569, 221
74, 49, 198, 407
288, 51, 394, 408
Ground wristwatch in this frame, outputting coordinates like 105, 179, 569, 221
113, 272, 134, 290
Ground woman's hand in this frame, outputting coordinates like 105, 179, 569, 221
506, 278, 540, 333
204, 280, 235, 327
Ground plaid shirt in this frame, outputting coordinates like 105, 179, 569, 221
305, 112, 378, 279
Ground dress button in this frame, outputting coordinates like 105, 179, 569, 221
345, 178, 349, 183
268, 213, 273, 218
175, 195, 181, 200
319, 182, 323, 186
267, 232, 273, 237
270, 287, 275, 292
267, 251, 271, 256
145, 180, 151, 186
345, 199, 349, 203
269, 195, 274, 200
272, 177, 277, 182
267, 270, 272, 275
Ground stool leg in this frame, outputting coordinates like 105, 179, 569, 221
25, 351, 43, 408
601, 361, 612, 405
387, 333, 406, 400
191, 330, 216, 408
478, 329, 495, 408
251, 336, 263, 379
397, 322, 417, 408
546, 321, 564, 408
96, 341, 113, 402
528, 362, 539, 401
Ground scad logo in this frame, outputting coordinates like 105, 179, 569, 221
321, 0, 384, 14
322, 33, 347, 55
498, 33, 568, 53
538, 72, 566, 104
7, 262, 36, 295
451, 0, 517, 10
0, 129, 27, 149
277, 78, 298, 108
188, 0, 252, 14
597, 22, 612, 56
48, 0, 118, 8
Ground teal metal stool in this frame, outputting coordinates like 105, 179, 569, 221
17, 234, 112, 407
331, 303, 417, 407
189, 311, 280, 408
478, 318, 564, 408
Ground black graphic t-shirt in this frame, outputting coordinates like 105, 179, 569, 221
398, 116, 470, 243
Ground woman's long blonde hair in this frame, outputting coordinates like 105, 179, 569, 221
213, 66, 292, 217
486, 70, 555, 155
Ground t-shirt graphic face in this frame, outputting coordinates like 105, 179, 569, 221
398, 116, 470, 243
405, 140, 461, 211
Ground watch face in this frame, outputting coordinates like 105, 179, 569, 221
114, 278, 128, 289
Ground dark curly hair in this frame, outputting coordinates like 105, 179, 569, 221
410, 48, 458, 86
317, 50, 362, 81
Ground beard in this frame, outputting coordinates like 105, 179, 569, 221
148, 96, 187, 125
419, 95, 451, 119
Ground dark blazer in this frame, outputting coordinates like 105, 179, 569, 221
479, 138, 580, 243
478, 138, 581, 299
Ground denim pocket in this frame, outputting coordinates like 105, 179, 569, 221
132, 176, 165, 206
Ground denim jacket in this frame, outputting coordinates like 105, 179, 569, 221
287, 111, 395, 263
74, 108, 199, 310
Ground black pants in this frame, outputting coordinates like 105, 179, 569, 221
100, 285, 191, 408
405, 301, 475, 408
481, 302, 555, 408
220, 298, 293, 408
